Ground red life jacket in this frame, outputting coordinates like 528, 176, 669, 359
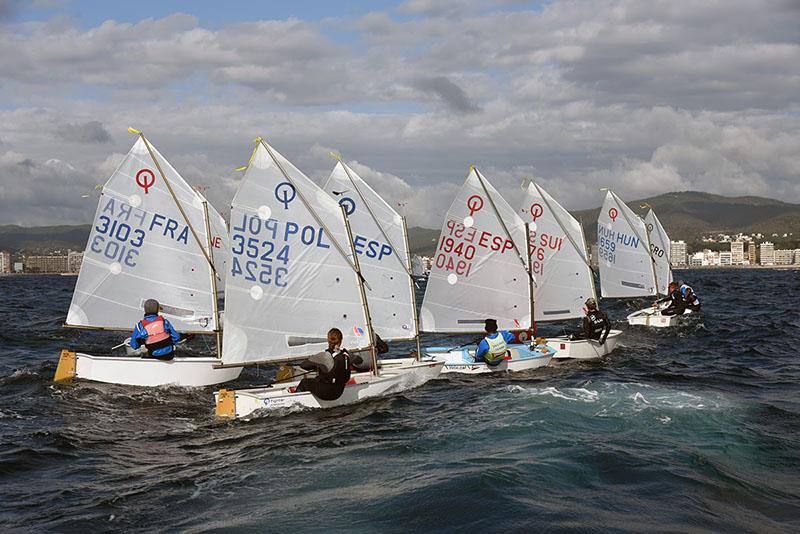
141, 316, 170, 346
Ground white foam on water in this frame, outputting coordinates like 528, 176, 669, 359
510, 381, 730, 417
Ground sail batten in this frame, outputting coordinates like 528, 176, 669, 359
520, 182, 596, 321
67, 136, 229, 333
597, 191, 656, 298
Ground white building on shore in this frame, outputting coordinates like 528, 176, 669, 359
760, 242, 775, 266
669, 240, 687, 266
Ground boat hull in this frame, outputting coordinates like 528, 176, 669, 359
54, 350, 242, 387
422, 343, 555, 374
548, 330, 622, 360
215, 360, 444, 418
627, 306, 692, 328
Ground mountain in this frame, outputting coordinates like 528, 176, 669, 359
0, 224, 92, 253
572, 191, 800, 246
2, 191, 799, 255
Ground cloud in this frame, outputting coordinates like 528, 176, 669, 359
55, 121, 112, 144
0, 1, 798, 228
411, 76, 480, 112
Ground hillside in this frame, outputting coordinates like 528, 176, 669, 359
572, 191, 800, 246
2, 191, 799, 255
0, 224, 92, 253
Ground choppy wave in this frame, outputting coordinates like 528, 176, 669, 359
1, 269, 800, 531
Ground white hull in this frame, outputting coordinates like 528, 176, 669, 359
55, 350, 242, 387
423, 344, 555, 375
627, 305, 692, 328
549, 330, 622, 360
216, 360, 444, 418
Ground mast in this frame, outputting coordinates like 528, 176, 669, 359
524, 222, 536, 335
342, 206, 379, 376
580, 215, 599, 301
202, 200, 222, 357
402, 217, 422, 360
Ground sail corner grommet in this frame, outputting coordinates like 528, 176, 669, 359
54, 350, 77, 383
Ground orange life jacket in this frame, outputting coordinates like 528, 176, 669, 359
141, 316, 170, 346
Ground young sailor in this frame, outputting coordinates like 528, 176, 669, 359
660, 282, 686, 316
293, 328, 352, 401
475, 318, 515, 366
129, 299, 183, 360
679, 282, 701, 312
349, 333, 389, 372
571, 298, 611, 343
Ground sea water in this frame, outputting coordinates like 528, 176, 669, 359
1, 269, 799, 532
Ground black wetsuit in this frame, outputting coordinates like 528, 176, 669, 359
661, 288, 686, 316
295, 349, 351, 401
573, 309, 611, 343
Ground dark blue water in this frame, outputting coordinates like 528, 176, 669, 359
1, 269, 799, 532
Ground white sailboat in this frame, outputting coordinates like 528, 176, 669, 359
519, 182, 621, 360
214, 140, 442, 418
419, 167, 555, 374
626, 208, 690, 327
55, 129, 241, 386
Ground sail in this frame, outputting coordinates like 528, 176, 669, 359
644, 209, 671, 295
520, 182, 595, 321
221, 142, 370, 366
420, 168, 529, 332
322, 161, 417, 341
597, 191, 656, 298
66, 137, 223, 332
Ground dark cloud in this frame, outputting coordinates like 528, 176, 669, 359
412, 76, 480, 112
55, 121, 112, 144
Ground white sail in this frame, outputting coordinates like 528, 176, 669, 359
420, 168, 529, 332
597, 191, 656, 298
322, 161, 417, 341
644, 209, 671, 295
520, 182, 595, 321
66, 137, 223, 333
221, 142, 370, 366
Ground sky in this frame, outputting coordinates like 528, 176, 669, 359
0, 0, 798, 228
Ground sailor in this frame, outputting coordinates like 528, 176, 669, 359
350, 333, 389, 372
129, 299, 183, 360
571, 298, 611, 343
660, 282, 686, 316
679, 281, 701, 312
475, 318, 515, 366
293, 328, 352, 401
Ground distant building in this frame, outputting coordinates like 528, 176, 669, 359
689, 252, 704, 267
775, 249, 795, 266
67, 250, 84, 273
0, 251, 10, 273
24, 255, 69, 274
13, 262, 23, 273
730, 241, 744, 265
746, 242, 757, 264
719, 251, 732, 266
669, 240, 687, 267
759, 242, 775, 266
795, 250, 800, 265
